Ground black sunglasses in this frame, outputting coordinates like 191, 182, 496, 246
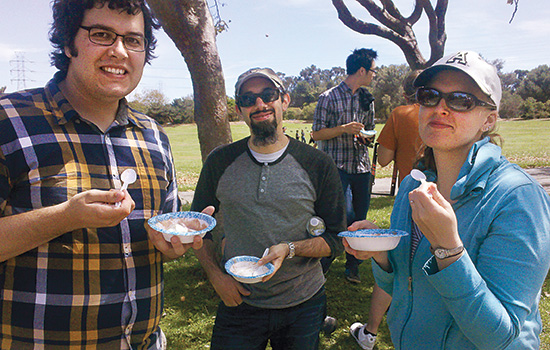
236, 88, 281, 108
416, 87, 496, 112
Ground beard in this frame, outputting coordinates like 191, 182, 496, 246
250, 110, 279, 147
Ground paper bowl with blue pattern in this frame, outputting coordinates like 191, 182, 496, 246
338, 229, 409, 251
225, 256, 275, 284
148, 211, 216, 244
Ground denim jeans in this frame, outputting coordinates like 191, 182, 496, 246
339, 169, 372, 273
210, 288, 326, 350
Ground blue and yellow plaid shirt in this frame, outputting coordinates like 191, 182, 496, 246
0, 73, 179, 349
312, 82, 375, 174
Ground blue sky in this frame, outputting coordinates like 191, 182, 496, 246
1, 0, 549, 101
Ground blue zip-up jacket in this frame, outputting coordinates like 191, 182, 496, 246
373, 138, 550, 349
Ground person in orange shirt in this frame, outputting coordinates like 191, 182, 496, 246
350, 70, 422, 350
377, 70, 423, 184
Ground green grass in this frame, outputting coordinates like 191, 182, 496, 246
161, 118, 550, 349
164, 119, 550, 190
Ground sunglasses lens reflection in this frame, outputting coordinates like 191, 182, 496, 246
238, 89, 280, 107
416, 88, 476, 112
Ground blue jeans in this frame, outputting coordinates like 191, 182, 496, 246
339, 169, 372, 273
210, 288, 326, 350
320, 170, 372, 274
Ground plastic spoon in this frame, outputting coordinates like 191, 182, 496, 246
410, 169, 434, 199
410, 169, 427, 184
115, 169, 137, 208
254, 248, 270, 276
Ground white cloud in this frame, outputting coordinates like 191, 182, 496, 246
517, 19, 550, 37
0, 44, 17, 61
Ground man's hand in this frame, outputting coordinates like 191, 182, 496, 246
256, 243, 289, 282
342, 121, 365, 135
65, 189, 135, 229
210, 272, 251, 307
0, 188, 136, 262
147, 206, 215, 261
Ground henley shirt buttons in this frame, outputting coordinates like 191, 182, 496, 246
260, 189, 265, 193
262, 176, 266, 181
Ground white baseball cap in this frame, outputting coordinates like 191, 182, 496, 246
414, 51, 502, 110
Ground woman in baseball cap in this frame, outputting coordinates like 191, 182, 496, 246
344, 51, 550, 349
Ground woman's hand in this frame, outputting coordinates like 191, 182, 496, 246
408, 183, 462, 253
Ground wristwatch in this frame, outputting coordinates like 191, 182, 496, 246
430, 245, 464, 259
282, 241, 295, 259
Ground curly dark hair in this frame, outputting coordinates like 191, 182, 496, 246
49, 0, 161, 76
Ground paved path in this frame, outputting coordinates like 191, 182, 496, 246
179, 167, 550, 204
371, 167, 550, 196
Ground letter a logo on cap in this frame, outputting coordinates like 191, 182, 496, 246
446, 52, 468, 66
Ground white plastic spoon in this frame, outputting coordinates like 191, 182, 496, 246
410, 169, 427, 184
254, 248, 270, 276
115, 169, 137, 208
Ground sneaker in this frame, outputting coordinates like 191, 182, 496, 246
350, 322, 377, 350
345, 269, 361, 284
321, 316, 338, 334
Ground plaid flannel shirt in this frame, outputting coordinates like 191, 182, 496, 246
0, 73, 179, 349
312, 82, 375, 174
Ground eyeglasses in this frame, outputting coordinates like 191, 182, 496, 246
369, 68, 377, 75
416, 87, 496, 112
236, 88, 281, 108
80, 26, 147, 52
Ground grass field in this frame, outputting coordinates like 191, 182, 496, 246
165, 118, 550, 191
161, 118, 550, 349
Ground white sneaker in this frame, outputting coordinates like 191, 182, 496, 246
350, 322, 377, 350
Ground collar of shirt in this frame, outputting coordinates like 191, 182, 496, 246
44, 72, 145, 130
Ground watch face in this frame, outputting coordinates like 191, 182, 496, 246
433, 246, 464, 259
435, 249, 447, 259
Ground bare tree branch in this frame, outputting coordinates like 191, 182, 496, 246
404, 2, 423, 25
380, 0, 404, 20
419, 0, 447, 65
508, 0, 520, 23
331, 0, 449, 70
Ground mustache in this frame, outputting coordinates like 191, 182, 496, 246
250, 108, 275, 118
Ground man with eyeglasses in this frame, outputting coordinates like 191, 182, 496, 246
191, 68, 346, 350
312, 48, 378, 284
0, 1, 204, 349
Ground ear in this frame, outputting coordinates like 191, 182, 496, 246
281, 93, 291, 112
235, 104, 243, 118
64, 46, 72, 58
482, 111, 498, 132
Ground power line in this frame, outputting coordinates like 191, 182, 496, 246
10, 52, 35, 90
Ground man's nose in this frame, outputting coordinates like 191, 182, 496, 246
254, 96, 268, 107
109, 37, 129, 58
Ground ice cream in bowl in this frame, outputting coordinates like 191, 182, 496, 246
225, 256, 275, 284
148, 211, 216, 244
338, 229, 409, 251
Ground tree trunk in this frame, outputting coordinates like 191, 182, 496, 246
148, 0, 232, 161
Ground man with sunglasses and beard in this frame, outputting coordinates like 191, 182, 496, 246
192, 68, 346, 350
343, 51, 550, 349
